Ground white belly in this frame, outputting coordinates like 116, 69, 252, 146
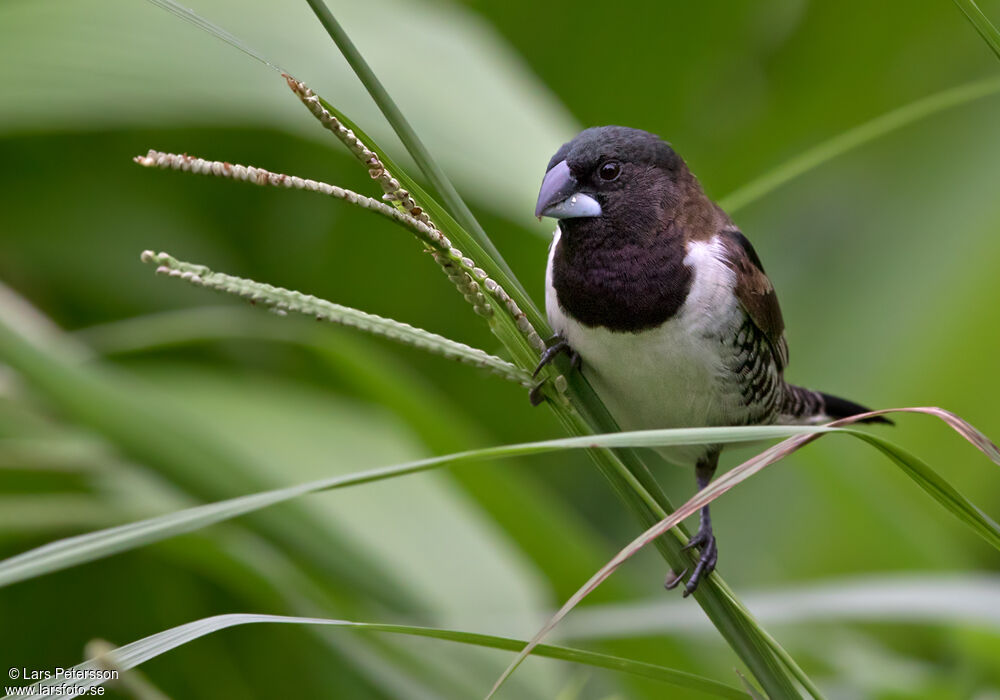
545, 230, 747, 466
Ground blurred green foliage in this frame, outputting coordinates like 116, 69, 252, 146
1, 0, 1000, 697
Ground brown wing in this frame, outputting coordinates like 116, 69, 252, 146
719, 228, 789, 370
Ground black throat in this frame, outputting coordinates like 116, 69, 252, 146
551, 218, 693, 333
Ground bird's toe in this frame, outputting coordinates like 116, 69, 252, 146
528, 382, 547, 407
663, 567, 689, 590
681, 533, 718, 597
532, 334, 576, 378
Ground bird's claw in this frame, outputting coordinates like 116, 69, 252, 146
663, 567, 689, 590
678, 527, 718, 597
532, 335, 580, 379
529, 335, 581, 406
528, 382, 547, 407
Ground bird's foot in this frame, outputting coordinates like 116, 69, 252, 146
532, 335, 581, 378
529, 335, 581, 406
664, 525, 718, 597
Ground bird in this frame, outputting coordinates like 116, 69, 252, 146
532, 126, 889, 596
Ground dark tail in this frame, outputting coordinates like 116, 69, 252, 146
819, 392, 893, 425
783, 385, 894, 425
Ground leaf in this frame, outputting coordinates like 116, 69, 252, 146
142, 365, 558, 625
0, 423, 833, 588
2, 614, 747, 700
301, 0, 518, 287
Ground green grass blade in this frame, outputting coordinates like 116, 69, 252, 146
488, 409, 1000, 696
548, 404, 809, 698
73, 306, 632, 601
953, 0, 1000, 60
302, 0, 522, 294
856, 435, 1000, 549
3, 614, 747, 700
0, 424, 834, 588
7, 404, 994, 597
719, 77, 1000, 213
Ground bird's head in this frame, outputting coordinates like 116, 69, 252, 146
535, 126, 702, 244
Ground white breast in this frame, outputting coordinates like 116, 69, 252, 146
545, 230, 747, 466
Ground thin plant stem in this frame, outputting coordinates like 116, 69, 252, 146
139, 251, 530, 386
720, 77, 1000, 213
301, 0, 525, 298
953, 0, 1000, 61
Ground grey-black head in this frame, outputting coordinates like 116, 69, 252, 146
535, 126, 703, 244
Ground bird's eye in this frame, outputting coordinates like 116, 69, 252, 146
598, 161, 621, 181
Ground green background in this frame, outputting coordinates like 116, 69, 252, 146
1, 0, 999, 697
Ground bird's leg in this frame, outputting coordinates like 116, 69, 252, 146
529, 334, 581, 406
665, 451, 719, 597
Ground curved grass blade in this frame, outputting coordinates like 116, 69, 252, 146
301, 0, 522, 294
2, 614, 747, 700
73, 306, 638, 601
488, 408, 1000, 697
719, 77, 1000, 213
140, 250, 532, 387
953, 0, 1000, 61
0, 424, 832, 589
549, 388, 809, 695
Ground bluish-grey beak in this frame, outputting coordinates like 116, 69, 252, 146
534, 160, 602, 219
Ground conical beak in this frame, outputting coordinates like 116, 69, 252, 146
534, 160, 602, 220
